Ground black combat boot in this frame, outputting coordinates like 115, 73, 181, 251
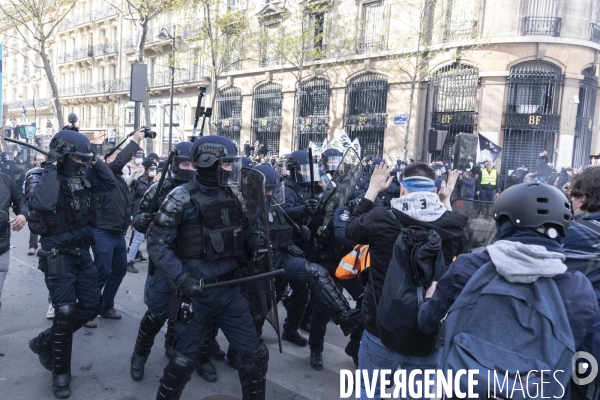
310, 351, 323, 371
29, 332, 53, 371
131, 311, 165, 380
52, 372, 71, 399
226, 346, 242, 370
195, 337, 218, 382
282, 285, 309, 347
156, 352, 196, 400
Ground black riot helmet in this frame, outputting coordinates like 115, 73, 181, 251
254, 164, 285, 205
68, 113, 78, 124
190, 135, 241, 187
241, 157, 254, 168
492, 182, 571, 240
49, 130, 94, 177
171, 141, 194, 182
286, 150, 318, 184
320, 148, 343, 174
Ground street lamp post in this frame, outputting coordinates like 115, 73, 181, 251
158, 27, 177, 152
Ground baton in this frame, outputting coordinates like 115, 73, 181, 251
308, 147, 315, 199
149, 149, 176, 212
191, 86, 207, 141
4, 137, 48, 156
201, 269, 285, 290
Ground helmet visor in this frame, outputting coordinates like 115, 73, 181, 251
323, 156, 342, 172
295, 163, 320, 183
267, 180, 285, 206
278, 162, 289, 176
218, 156, 242, 187
320, 173, 332, 188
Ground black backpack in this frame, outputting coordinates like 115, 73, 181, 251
370, 211, 446, 356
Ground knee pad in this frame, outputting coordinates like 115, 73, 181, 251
54, 303, 78, 332
241, 341, 269, 379
140, 311, 165, 335
169, 352, 197, 378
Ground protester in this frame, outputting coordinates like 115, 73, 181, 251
456, 170, 476, 200
476, 160, 498, 201
26, 153, 46, 255
534, 150, 551, 183
345, 161, 467, 399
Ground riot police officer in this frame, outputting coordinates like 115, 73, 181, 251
257, 164, 361, 370
320, 148, 342, 176
146, 136, 268, 400
130, 142, 225, 384
27, 130, 116, 399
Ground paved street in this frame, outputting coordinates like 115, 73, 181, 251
0, 227, 353, 400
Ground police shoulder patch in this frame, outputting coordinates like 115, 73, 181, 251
339, 211, 350, 222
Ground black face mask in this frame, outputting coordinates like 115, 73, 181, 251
175, 169, 195, 182
61, 155, 87, 177
195, 163, 219, 187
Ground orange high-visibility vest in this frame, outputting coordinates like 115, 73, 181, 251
336, 244, 371, 280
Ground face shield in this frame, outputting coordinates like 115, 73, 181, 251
278, 162, 289, 177
266, 181, 285, 206
323, 156, 342, 173
319, 172, 331, 189
295, 163, 320, 184
218, 156, 242, 187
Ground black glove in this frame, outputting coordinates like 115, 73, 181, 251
45, 142, 70, 164
181, 276, 204, 298
304, 199, 319, 215
138, 213, 155, 232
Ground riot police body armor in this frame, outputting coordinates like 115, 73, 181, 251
146, 136, 268, 400
254, 164, 361, 371
27, 130, 116, 399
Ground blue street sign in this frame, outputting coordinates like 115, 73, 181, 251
394, 114, 408, 125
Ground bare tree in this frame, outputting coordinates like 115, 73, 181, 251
0, 0, 77, 128
386, 0, 487, 160
258, 2, 356, 149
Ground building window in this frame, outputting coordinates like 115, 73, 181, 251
358, 1, 386, 54
443, 0, 478, 42
216, 86, 242, 147
252, 82, 283, 157
296, 77, 331, 150
345, 72, 389, 158
523, 0, 561, 37
573, 67, 598, 168
260, 24, 280, 67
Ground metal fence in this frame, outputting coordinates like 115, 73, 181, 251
252, 82, 283, 157
522, 0, 561, 36
296, 77, 331, 150
430, 63, 478, 160
216, 86, 243, 147
573, 68, 598, 169
345, 72, 389, 158
501, 60, 564, 188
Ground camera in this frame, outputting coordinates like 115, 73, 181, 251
141, 126, 157, 139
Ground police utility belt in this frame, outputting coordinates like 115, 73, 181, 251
37, 247, 82, 277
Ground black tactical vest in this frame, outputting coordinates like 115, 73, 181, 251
29, 175, 92, 237
284, 178, 310, 202
175, 186, 244, 261
267, 206, 293, 251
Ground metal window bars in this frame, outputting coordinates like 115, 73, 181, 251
430, 63, 479, 160
296, 77, 331, 150
252, 82, 283, 157
443, 0, 478, 42
573, 67, 598, 169
345, 71, 389, 158
522, 0, 561, 36
357, 1, 386, 54
216, 86, 243, 145
506, 61, 564, 116
591, 23, 600, 44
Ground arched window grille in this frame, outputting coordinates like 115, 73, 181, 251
345, 72, 389, 158
296, 77, 331, 150
252, 82, 283, 157
573, 67, 598, 169
215, 86, 242, 148
430, 63, 478, 161
501, 60, 564, 189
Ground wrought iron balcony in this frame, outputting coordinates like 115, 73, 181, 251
6, 98, 52, 110
92, 41, 119, 56
21, 68, 29, 77
443, 21, 478, 42
58, 12, 92, 32
73, 45, 93, 60
181, 23, 199, 39
147, 24, 177, 44
259, 56, 280, 67
522, 17, 561, 37
356, 37, 386, 54
92, 6, 117, 21
591, 23, 600, 44
58, 51, 74, 64
123, 35, 140, 52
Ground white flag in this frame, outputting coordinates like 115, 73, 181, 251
322, 137, 328, 151
351, 138, 361, 157
329, 129, 352, 153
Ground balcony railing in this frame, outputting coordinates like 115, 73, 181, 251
522, 16, 561, 37
21, 69, 29, 77
181, 23, 199, 39
592, 23, 600, 44
92, 6, 117, 21
123, 35, 140, 52
5, 97, 53, 110
356, 37, 386, 54
148, 69, 206, 87
259, 56, 280, 67
58, 12, 92, 32
73, 45, 93, 60
92, 41, 119, 56
443, 21, 478, 42
147, 24, 177, 44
